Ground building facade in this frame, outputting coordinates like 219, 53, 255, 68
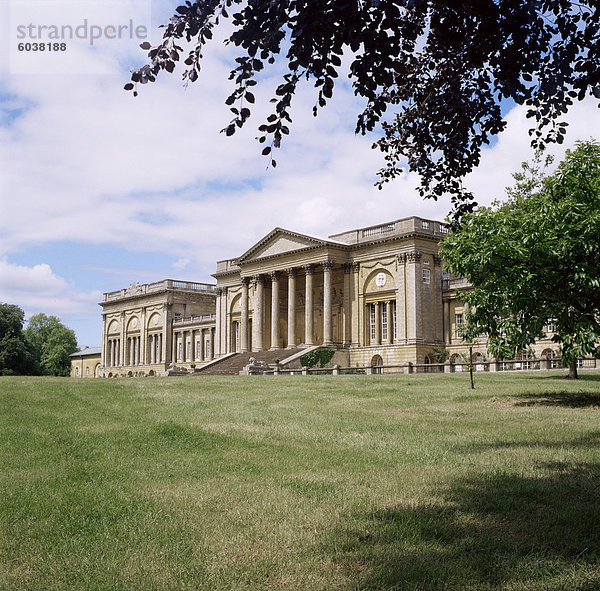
91, 217, 568, 377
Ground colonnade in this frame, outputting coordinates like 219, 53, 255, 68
233, 260, 338, 353
105, 333, 163, 367
172, 327, 215, 363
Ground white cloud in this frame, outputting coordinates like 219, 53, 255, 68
0, 258, 101, 317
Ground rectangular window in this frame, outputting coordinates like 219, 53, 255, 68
422, 220, 429, 229
381, 303, 388, 342
392, 301, 397, 341
86, 367, 89, 376
369, 304, 376, 342
455, 313, 464, 338
422, 268, 431, 284
546, 318, 557, 333
440, 224, 449, 234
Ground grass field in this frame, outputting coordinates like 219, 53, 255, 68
1, 372, 600, 591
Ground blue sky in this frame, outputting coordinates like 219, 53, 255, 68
1, 0, 600, 348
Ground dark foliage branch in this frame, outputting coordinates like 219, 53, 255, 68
125, 0, 600, 219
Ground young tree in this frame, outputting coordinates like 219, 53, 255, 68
441, 140, 600, 379
125, 1, 600, 218
25, 314, 78, 377
0, 303, 34, 376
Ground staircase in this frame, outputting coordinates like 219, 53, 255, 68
196, 349, 293, 376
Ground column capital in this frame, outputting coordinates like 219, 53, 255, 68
241, 276, 250, 286
405, 250, 421, 262
433, 255, 443, 266
321, 259, 335, 270
285, 267, 298, 276
270, 270, 280, 281
252, 274, 265, 285
303, 264, 315, 275
343, 262, 353, 274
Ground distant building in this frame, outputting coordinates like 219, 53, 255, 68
70, 347, 102, 378
90, 217, 568, 377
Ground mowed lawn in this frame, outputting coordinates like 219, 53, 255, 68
1, 372, 600, 591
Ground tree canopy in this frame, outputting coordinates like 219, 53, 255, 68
440, 139, 600, 379
0, 303, 34, 376
25, 314, 79, 377
126, 1, 600, 218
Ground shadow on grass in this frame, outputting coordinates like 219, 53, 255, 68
513, 390, 600, 408
327, 463, 600, 590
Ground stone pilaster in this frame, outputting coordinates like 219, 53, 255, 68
162, 304, 170, 364
342, 263, 352, 346
119, 312, 125, 366
352, 263, 360, 346
240, 277, 250, 352
214, 288, 222, 357
405, 249, 422, 342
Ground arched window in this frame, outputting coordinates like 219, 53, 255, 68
424, 355, 431, 373
371, 355, 383, 375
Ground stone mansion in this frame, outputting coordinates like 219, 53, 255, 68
72, 216, 564, 377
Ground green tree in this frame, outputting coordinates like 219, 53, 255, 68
25, 314, 78, 377
441, 140, 600, 379
125, 1, 600, 218
0, 303, 34, 376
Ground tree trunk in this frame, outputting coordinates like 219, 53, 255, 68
469, 345, 475, 389
567, 358, 578, 379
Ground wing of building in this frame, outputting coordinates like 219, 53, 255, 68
88, 216, 570, 377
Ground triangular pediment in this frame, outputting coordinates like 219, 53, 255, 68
237, 228, 332, 263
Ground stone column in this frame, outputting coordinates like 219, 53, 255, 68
149, 335, 154, 364
322, 260, 335, 346
304, 265, 314, 345
136, 336, 140, 365
240, 277, 250, 352
374, 302, 382, 345
252, 275, 265, 351
189, 330, 194, 361
209, 328, 214, 359
286, 268, 297, 349
201, 329, 207, 361
109, 339, 113, 367
270, 271, 280, 350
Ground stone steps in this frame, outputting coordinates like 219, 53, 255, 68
196, 349, 293, 375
